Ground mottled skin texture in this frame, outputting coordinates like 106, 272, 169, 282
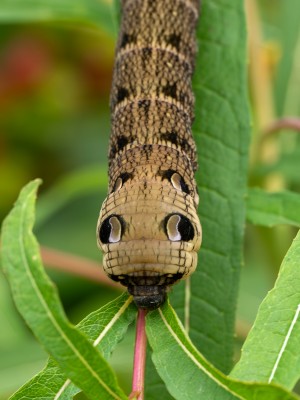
97, 0, 201, 309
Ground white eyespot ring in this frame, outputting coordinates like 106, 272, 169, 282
108, 216, 122, 243
164, 213, 195, 242
166, 214, 181, 241
113, 177, 123, 192
170, 172, 182, 191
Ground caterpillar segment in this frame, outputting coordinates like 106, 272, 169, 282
97, 0, 202, 309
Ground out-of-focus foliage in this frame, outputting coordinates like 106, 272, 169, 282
240, 0, 300, 327
0, 0, 118, 37
0, 0, 300, 398
0, 14, 124, 399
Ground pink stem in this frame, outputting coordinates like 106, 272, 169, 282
264, 117, 300, 135
40, 246, 121, 289
129, 308, 148, 400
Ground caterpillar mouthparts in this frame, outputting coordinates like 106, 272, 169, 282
128, 285, 167, 310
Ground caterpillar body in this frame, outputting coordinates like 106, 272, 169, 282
97, 0, 202, 309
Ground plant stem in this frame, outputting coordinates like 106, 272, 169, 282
129, 308, 148, 400
264, 117, 300, 134
40, 246, 121, 289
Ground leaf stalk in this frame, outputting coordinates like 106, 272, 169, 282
129, 308, 147, 400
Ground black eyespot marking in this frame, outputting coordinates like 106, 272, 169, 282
165, 33, 181, 50
177, 215, 195, 241
117, 87, 129, 103
160, 169, 190, 194
99, 217, 112, 244
112, 172, 133, 192
160, 169, 175, 181
119, 171, 132, 184
160, 131, 178, 145
164, 213, 194, 242
99, 215, 125, 244
162, 83, 177, 99
177, 175, 190, 194
120, 33, 136, 48
117, 135, 129, 151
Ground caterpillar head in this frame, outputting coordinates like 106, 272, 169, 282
97, 166, 201, 309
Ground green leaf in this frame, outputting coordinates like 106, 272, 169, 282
231, 229, 300, 389
0, 180, 127, 400
147, 302, 299, 400
9, 293, 136, 399
0, 0, 117, 37
173, 0, 250, 372
247, 188, 300, 227
145, 353, 173, 400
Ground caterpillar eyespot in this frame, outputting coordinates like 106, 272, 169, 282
165, 213, 195, 242
112, 172, 133, 192
171, 172, 184, 191
113, 177, 123, 192
97, 0, 202, 309
99, 215, 125, 244
165, 214, 182, 241
160, 169, 190, 194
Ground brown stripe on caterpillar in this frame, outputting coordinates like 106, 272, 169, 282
110, 48, 194, 113
109, 99, 198, 166
97, 0, 202, 309
119, 0, 199, 67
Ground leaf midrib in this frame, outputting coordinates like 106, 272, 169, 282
158, 308, 244, 400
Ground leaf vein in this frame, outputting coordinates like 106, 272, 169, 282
268, 304, 300, 383
158, 308, 244, 399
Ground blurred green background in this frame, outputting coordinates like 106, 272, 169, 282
0, 0, 299, 398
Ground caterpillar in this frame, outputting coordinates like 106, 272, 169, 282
97, 0, 202, 309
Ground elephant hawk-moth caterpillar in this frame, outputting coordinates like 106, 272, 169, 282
97, 0, 202, 309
